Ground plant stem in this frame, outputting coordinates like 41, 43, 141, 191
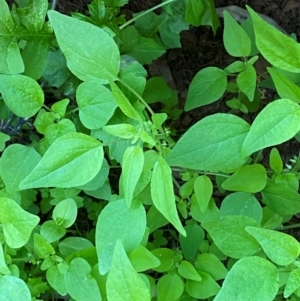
119, 0, 178, 30
280, 223, 300, 230
117, 77, 155, 116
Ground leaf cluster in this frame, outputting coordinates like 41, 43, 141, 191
0, 0, 300, 301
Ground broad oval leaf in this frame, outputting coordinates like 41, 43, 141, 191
223, 11, 251, 57
246, 227, 300, 266
221, 164, 267, 193
236, 65, 256, 101
0, 74, 44, 117
76, 80, 117, 129
242, 99, 300, 157
185, 67, 227, 111
151, 156, 186, 236
194, 175, 213, 213
268, 68, 300, 103
248, 6, 300, 73
129, 245, 161, 272
214, 256, 279, 301
0, 275, 31, 301
186, 272, 220, 299
19, 133, 103, 189
178, 260, 202, 282
52, 198, 77, 228
0, 197, 40, 248
166, 114, 250, 172
122, 146, 144, 207
107, 240, 151, 301
201, 216, 261, 259
96, 199, 146, 275
262, 183, 300, 216
0, 1, 24, 74
47, 10, 120, 83
64, 258, 102, 301
0, 144, 41, 192
284, 269, 300, 298
220, 192, 263, 223
157, 273, 184, 301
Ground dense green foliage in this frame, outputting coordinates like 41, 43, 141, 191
1, 0, 300, 300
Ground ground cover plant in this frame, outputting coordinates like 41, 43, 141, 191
1, 0, 300, 300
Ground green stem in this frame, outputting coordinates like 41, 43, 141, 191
119, 0, 178, 30
64, 107, 79, 117
171, 168, 230, 178
280, 223, 300, 230
117, 77, 155, 116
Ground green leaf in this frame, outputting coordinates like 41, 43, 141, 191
44, 119, 76, 145
46, 265, 67, 296
186, 272, 220, 299
184, 0, 204, 26
129, 245, 160, 272
42, 49, 70, 88
0, 74, 44, 117
179, 223, 204, 260
0, 275, 31, 301
202, 216, 261, 259
20, 133, 103, 189
220, 192, 263, 223
284, 269, 300, 298
268, 68, 300, 103
16, 0, 48, 32
0, 1, 24, 74
96, 199, 146, 275
76, 80, 117, 129
47, 10, 120, 83
0, 144, 41, 192
107, 240, 150, 301
262, 183, 300, 215
194, 175, 213, 212
221, 164, 267, 193
143, 77, 172, 104
246, 227, 300, 266
151, 248, 175, 273
237, 65, 256, 101
195, 253, 228, 280
0, 132, 10, 151
151, 156, 185, 236
110, 80, 142, 121
223, 11, 251, 57
157, 273, 184, 301
22, 37, 49, 79
214, 256, 279, 301
122, 146, 144, 207
0, 243, 10, 274
59, 237, 93, 256
242, 99, 300, 157
121, 26, 165, 65
185, 67, 227, 111
52, 198, 77, 228
40, 220, 66, 243
166, 114, 250, 173
0, 197, 39, 248
146, 205, 168, 234
178, 260, 202, 281
64, 258, 102, 301
269, 147, 283, 172
103, 123, 137, 139
34, 233, 55, 259
247, 6, 300, 73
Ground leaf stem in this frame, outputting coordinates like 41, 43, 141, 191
119, 0, 178, 30
117, 77, 155, 116
280, 223, 300, 230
